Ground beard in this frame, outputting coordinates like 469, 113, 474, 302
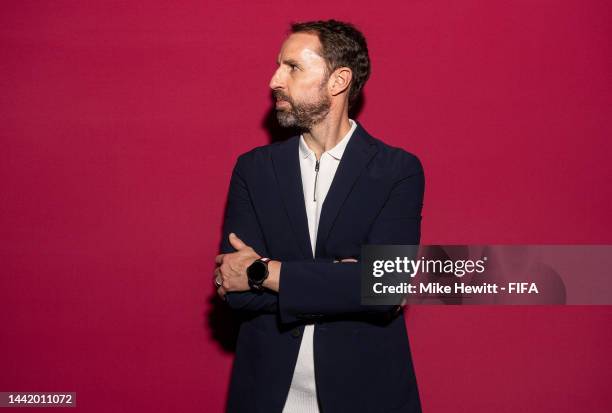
273, 83, 331, 130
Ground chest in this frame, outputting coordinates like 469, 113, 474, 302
250, 162, 393, 261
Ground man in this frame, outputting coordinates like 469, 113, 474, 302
214, 20, 424, 412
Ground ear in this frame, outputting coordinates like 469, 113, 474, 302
328, 67, 352, 97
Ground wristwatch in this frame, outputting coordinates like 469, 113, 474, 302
247, 258, 271, 290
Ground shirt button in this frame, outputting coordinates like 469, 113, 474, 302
291, 328, 301, 338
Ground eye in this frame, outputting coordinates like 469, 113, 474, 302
289, 64, 298, 71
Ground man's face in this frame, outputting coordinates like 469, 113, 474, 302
269, 32, 331, 129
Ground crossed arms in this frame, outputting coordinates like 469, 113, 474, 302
214, 152, 424, 324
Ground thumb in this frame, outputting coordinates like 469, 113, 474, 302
229, 232, 247, 250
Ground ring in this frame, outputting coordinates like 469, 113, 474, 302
214, 276, 223, 288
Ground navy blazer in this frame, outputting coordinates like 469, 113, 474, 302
220, 121, 424, 413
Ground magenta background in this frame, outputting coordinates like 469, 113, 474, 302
1, 1, 611, 412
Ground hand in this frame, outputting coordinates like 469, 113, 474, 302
214, 233, 261, 299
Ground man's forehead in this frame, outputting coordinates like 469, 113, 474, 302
276, 32, 323, 64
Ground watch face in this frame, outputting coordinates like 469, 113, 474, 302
247, 260, 267, 283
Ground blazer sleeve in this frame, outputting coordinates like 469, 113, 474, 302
278, 153, 424, 324
220, 154, 279, 313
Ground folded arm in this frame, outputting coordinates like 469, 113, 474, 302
217, 153, 424, 323
255, 155, 424, 323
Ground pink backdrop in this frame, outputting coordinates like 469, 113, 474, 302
1, 1, 611, 412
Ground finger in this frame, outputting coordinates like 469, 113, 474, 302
228, 232, 247, 250
215, 254, 224, 265
217, 286, 227, 300
213, 267, 223, 285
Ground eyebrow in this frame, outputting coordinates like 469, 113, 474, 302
276, 58, 301, 67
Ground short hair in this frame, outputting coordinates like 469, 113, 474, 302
290, 19, 371, 108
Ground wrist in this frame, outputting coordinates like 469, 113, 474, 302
262, 260, 281, 292
246, 257, 271, 290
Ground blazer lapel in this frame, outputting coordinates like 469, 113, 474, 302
315, 122, 378, 258
271, 136, 314, 260
270, 122, 378, 261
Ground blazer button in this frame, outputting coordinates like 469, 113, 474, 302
291, 328, 301, 338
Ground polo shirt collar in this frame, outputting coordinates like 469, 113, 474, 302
298, 119, 357, 160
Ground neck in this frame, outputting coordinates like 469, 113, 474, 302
302, 109, 352, 160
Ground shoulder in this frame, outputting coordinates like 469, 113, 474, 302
362, 128, 424, 178
233, 136, 299, 171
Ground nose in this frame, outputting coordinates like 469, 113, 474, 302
269, 66, 284, 90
